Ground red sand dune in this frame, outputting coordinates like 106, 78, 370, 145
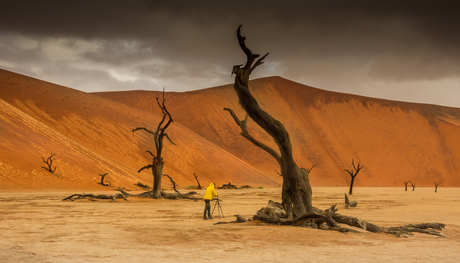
1, 69, 459, 190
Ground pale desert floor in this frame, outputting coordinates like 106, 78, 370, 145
1, 187, 460, 263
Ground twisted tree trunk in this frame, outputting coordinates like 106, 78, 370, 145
227, 25, 312, 218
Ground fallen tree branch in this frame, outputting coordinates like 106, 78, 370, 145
62, 193, 128, 201
251, 201, 445, 237
116, 189, 200, 201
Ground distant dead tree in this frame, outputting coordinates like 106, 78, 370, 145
98, 173, 111, 187
194, 173, 203, 189
403, 181, 411, 191
306, 165, 315, 173
410, 181, 416, 191
434, 181, 443, 193
41, 153, 57, 173
344, 159, 363, 195
132, 89, 175, 198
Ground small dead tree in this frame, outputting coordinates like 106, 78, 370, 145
434, 181, 443, 193
98, 173, 111, 187
344, 159, 363, 195
404, 181, 411, 191
306, 165, 315, 174
410, 181, 416, 191
194, 173, 203, 189
41, 153, 57, 173
132, 89, 175, 198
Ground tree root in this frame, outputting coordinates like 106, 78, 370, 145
253, 201, 445, 237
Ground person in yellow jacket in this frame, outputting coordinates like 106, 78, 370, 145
203, 182, 218, 220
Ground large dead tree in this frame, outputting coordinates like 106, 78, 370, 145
344, 159, 363, 195
132, 90, 175, 198
410, 181, 416, 191
221, 26, 445, 238
225, 25, 312, 218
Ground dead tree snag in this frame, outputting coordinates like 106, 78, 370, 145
132, 89, 175, 198
194, 173, 203, 189
410, 181, 416, 191
219, 25, 445, 238
434, 181, 443, 193
404, 181, 411, 191
41, 153, 57, 173
344, 159, 363, 195
345, 193, 357, 208
98, 173, 111, 187
225, 25, 312, 219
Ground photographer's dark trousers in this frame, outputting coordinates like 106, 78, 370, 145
203, 199, 212, 219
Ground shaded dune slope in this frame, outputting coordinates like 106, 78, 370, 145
98, 77, 460, 187
0, 69, 278, 190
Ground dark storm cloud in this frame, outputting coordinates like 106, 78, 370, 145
1, 0, 459, 106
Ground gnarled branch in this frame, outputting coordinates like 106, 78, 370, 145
224, 107, 281, 165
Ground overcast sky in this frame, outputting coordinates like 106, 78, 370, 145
1, 0, 459, 107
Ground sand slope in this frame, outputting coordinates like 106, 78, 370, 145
1, 68, 459, 190
98, 77, 460, 187
0, 69, 277, 190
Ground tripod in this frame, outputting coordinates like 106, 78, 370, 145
212, 197, 224, 219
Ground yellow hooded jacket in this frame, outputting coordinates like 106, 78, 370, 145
203, 183, 218, 200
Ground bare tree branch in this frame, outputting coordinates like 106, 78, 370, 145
224, 107, 281, 165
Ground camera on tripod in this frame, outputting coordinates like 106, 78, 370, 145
212, 197, 224, 219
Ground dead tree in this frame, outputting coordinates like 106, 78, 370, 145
434, 181, 443, 193
225, 25, 312, 219
194, 173, 203, 189
98, 173, 111, 187
220, 26, 445, 238
344, 159, 363, 195
410, 181, 416, 191
132, 89, 175, 199
404, 181, 411, 191
41, 153, 57, 173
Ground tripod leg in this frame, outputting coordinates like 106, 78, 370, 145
212, 200, 219, 215
219, 203, 224, 218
